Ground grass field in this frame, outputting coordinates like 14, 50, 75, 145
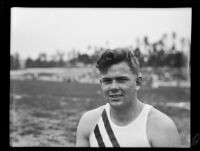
10, 80, 190, 147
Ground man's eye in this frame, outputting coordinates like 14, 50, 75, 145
117, 78, 129, 82
102, 79, 112, 84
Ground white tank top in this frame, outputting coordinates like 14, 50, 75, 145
89, 103, 152, 147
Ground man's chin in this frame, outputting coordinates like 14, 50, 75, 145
109, 99, 123, 106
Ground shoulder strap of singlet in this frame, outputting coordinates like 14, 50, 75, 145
93, 105, 120, 147
142, 104, 152, 121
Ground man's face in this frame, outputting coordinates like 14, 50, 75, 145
100, 61, 138, 110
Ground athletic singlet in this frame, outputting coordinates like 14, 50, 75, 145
89, 103, 152, 147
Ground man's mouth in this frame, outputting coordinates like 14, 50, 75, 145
109, 94, 123, 98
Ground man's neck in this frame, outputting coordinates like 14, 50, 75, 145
110, 100, 144, 126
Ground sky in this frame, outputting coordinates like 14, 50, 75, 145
10, 8, 191, 60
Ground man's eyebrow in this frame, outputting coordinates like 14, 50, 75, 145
102, 76, 129, 80
116, 76, 129, 78
101, 77, 112, 80
116, 76, 129, 80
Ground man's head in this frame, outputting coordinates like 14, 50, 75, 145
96, 49, 142, 109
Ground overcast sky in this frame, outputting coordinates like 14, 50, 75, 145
10, 8, 191, 60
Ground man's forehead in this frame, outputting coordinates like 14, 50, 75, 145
99, 61, 136, 78
100, 70, 134, 79
105, 62, 132, 73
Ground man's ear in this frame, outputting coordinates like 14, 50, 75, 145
135, 76, 142, 90
136, 76, 142, 86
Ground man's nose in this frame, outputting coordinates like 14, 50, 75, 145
110, 80, 119, 91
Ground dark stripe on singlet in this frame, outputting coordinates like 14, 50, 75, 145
94, 124, 105, 147
102, 109, 120, 147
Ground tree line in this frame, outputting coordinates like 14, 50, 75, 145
10, 48, 187, 70
10, 33, 189, 70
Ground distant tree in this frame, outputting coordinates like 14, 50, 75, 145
77, 53, 92, 64
69, 57, 77, 66
170, 32, 177, 53
162, 33, 167, 40
134, 47, 141, 59
152, 43, 158, 54
40, 53, 48, 67
50, 54, 58, 67
35, 58, 42, 67
90, 54, 98, 64
25, 57, 34, 68
10, 55, 14, 69
90, 48, 101, 64
87, 45, 92, 51
10, 53, 20, 70
165, 53, 175, 67
148, 53, 157, 67
10, 55, 15, 69
86, 45, 92, 54
172, 31, 177, 40
174, 52, 186, 68
67, 49, 79, 66
56, 50, 65, 67
144, 36, 149, 45
134, 48, 144, 67
157, 49, 166, 67
39, 53, 47, 61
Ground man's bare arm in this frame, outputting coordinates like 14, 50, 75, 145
147, 108, 181, 147
76, 112, 90, 147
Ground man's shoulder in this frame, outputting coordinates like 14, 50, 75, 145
78, 104, 106, 131
76, 105, 107, 146
77, 104, 106, 139
81, 105, 105, 122
148, 107, 176, 128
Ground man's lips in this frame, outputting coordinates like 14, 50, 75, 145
109, 94, 123, 98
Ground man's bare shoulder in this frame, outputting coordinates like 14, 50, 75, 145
148, 107, 176, 127
81, 105, 105, 124
77, 105, 105, 135
147, 106, 181, 147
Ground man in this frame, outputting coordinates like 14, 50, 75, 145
76, 49, 181, 147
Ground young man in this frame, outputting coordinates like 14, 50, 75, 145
76, 49, 181, 147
